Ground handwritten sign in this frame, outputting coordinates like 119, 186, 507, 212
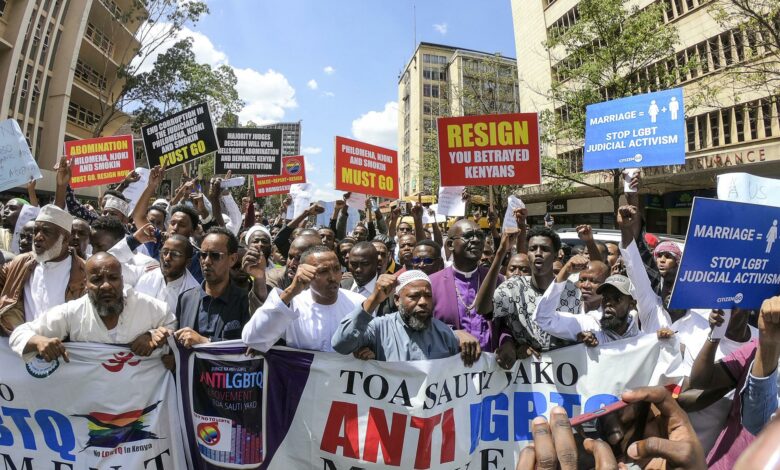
65, 135, 134, 189
142, 102, 218, 169
437, 186, 466, 217
216, 128, 282, 175
0, 119, 42, 193
335, 136, 398, 199
717, 172, 780, 208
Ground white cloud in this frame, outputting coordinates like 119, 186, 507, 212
301, 146, 322, 155
323, 91, 335, 98
351, 102, 398, 150
312, 183, 341, 202
323, 66, 335, 75
234, 68, 297, 124
129, 23, 297, 125
306, 79, 318, 90
433, 23, 448, 35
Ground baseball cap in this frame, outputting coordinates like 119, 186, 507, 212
596, 274, 633, 296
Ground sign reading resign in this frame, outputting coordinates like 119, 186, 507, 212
66, 135, 134, 189
216, 127, 282, 175
670, 197, 780, 310
142, 102, 218, 169
335, 136, 399, 199
436, 113, 541, 187
253, 155, 307, 197
584, 88, 685, 171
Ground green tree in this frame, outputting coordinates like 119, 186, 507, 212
87, 0, 209, 137
540, 0, 692, 220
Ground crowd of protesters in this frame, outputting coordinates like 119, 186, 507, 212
0, 160, 778, 469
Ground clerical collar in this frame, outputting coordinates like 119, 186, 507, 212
452, 265, 478, 278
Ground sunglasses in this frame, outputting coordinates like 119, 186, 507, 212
452, 231, 486, 242
198, 251, 226, 261
412, 257, 437, 265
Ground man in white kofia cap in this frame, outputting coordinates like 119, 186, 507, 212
332, 269, 475, 365
0, 204, 87, 332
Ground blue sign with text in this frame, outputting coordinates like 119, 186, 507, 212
669, 197, 780, 310
584, 88, 685, 171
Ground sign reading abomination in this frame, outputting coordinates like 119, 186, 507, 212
436, 113, 541, 187
216, 128, 282, 175
142, 102, 218, 169
335, 136, 398, 199
253, 155, 307, 197
584, 88, 685, 171
66, 135, 134, 188
670, 197, 780, 310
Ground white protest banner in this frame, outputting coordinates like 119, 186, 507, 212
123, 167, 150, 213
10, 204, 39, 253
345, 192, 367, 211
254, 335, 680, 468
0, 119, 42, 193
502, 195, 525, 231
437, 185, 466, 216
221, 176, 246, 188
717, 172, 780, 207
0, 339, 187, 469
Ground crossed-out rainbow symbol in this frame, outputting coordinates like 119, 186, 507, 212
197, 422, 220, 446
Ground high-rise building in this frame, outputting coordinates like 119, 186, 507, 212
258, 121, 302, 156
511, 0, 780, 233
0, 0, 144, 195
397, 42, 520, 198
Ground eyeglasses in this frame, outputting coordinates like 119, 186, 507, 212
398, 226, 413, 233
451, 231, 486, 242
412, 257, 437, 266
161, 249, 185, 259
198, 251, 226, 261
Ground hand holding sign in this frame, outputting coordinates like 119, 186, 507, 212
56, 156, 72, 187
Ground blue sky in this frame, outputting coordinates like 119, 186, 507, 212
169, 0, 517, 201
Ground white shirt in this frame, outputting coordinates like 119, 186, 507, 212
23, 256, 72, 322
620, 240, 673, 331
533, 280, 661, 345
350, 275, 376, 298
242, 288, 365, 352
135, 268, 200, 314
108, 238, 159, 287
10, 288, 176, 362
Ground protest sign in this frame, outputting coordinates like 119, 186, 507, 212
502, 195, 525, 231
0, 340, 187, 468
584, 88, 685, 171
65, 135, 134, 189
123, 167, 150, 213
0, 119, 42, 193
221, 176, 246, 188
335, 136, 399, 199
216, 128, 282, 175
437, 185, 466, 216
142, 102, 218, 169
436, 113, 541, 186
717, 172, 780, 207
184, 335, 678, 469
315, 200, 360, 235
289, 183, 312, 219
172, 340, 265, 469
345, 192, 367, 210
670, 197, 780, 309
253, 155, 307, 197
422, 204, 447, 224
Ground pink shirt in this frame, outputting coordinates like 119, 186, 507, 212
706, 339, 758, 469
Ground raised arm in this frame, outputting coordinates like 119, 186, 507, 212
331, 274, 395, 354
26, 179, 39, 207
475, 230, 515, 317
533, 256, 595, 340
131, 165, 164, 231
514, 207, 528, 254
577, 224, 603, 263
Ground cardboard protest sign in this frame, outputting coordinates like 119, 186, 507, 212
253, 155, 307, 197
436, 113, 541, 187
216, 128, 282, 175
584, 88, 685, 171
335, 136, 399, 199
0, 119, 42, 192
142, 102, 218, 169
670, 197, 780, 309
65, 135, 134, 189
717, 172, 780, 208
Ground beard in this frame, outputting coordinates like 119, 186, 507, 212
33, 235, 65, 263
398, 303, 431, 331
87, 289, 125, 318
600, 312, 623, 331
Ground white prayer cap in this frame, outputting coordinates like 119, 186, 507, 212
103, 195, 130, 217
244, 225, 271, 245
35, 204, 73, 233
152, 198, 169, 209
395, 269, 431, 294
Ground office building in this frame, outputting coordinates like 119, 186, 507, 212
258, 120, 302, 156
511, 0, 780, 233
398, 42, 520, 198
